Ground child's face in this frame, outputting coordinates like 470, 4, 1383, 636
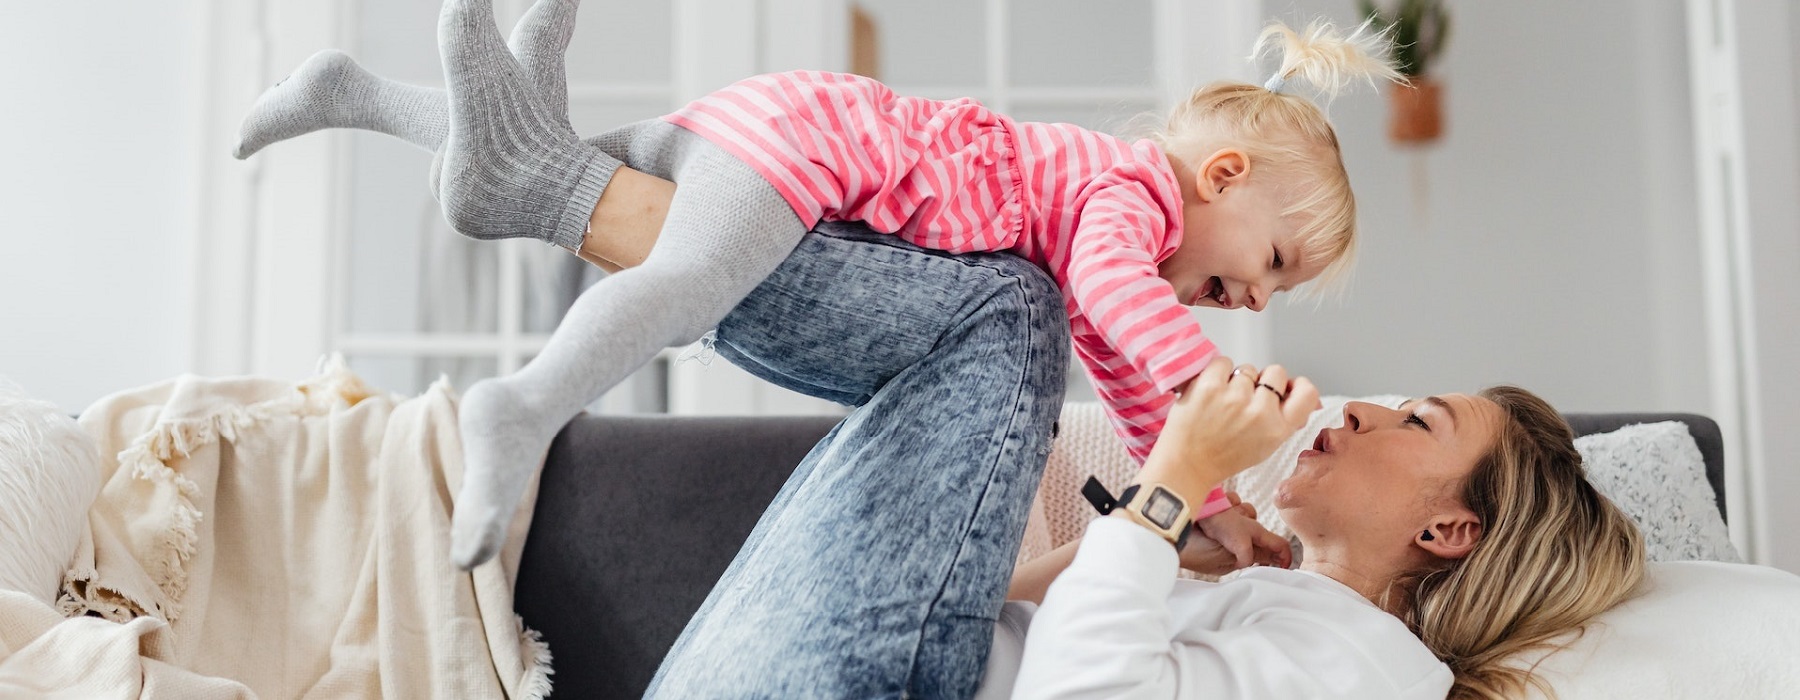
1160, 151, 1320, 312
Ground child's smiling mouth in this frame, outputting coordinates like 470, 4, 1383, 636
1192, 276, 1227, 306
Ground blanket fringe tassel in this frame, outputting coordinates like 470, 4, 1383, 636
516, 615, 556, 700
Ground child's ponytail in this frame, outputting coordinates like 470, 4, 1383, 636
1254, 20, 1402, 100
1142, 19, 1401, 298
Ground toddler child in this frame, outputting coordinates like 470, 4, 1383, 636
234, 0, 1398, 569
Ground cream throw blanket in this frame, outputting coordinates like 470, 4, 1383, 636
0, 361, 550, 698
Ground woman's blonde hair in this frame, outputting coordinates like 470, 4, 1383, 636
1405, 386, 1647, 699
1143, 20, 1401, 296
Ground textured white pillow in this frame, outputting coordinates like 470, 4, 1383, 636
1576, 421, 1739, 562
0, 379, 103, 604
1520, 561, 1800, 698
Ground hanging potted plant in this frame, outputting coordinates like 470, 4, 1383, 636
1358, 0, 1451, 145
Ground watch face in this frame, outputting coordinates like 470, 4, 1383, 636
1143, 487, 1184, 529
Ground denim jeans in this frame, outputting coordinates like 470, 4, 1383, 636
644, 222, 1070, 699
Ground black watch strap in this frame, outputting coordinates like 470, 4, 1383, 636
1118, 484, 1141, 511
1082, 476, 1120, 514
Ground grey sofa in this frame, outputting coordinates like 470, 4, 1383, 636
513, 412, 1726, 699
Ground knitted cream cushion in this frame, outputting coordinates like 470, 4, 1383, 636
1576, 421, 1739, 562
0, 379, 105, 605
1019, 396, 1403, 568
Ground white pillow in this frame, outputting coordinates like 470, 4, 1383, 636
0, 379, 103, 605
1577, 421, 1739, 562
1521, 561, 1800, 698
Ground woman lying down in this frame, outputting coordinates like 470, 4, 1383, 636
980, 359, 1644, 699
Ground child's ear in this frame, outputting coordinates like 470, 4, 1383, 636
1195, 148, 1250, 203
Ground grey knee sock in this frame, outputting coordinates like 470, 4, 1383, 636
437, 0, 617, 251
450, 134, 808, 570
234, 50, 449, 158
508, 0, 581, 125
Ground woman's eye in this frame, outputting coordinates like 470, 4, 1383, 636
1272, 249, 1285, 270
1406, 413, 1431, 430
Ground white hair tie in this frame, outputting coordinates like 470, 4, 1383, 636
1263, 73, 1288, 94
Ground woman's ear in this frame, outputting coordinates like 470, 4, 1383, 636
1194, 148, 1250, 203
1418, 509, 1482, 560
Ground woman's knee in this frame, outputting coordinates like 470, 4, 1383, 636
959, 254, 1071, 379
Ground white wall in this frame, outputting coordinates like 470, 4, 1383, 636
1265, 0, 1708, 415
1725, 0, 1800, 572
1264, 0, 1800, 571
0, 2, 206, 413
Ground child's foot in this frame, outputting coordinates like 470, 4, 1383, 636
508, 0, 583, 121
435, 0, 617, 250
234, 49, 449, 159
451, 378, 562, 569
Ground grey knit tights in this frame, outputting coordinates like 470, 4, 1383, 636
234, 0, 808, 569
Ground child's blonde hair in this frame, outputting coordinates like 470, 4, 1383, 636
1145, 20, 1401, 298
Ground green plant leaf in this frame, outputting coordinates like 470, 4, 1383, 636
1357, 0, 1448, 76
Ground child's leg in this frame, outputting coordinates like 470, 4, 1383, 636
450, 130, 810, 569
231, 0, 581, 159
233, 50, 449, 158
506, 0, 580, 129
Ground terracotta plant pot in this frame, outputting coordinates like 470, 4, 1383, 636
1389, 76, 1444, 145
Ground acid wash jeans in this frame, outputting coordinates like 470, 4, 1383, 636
644, 221, 1070, 699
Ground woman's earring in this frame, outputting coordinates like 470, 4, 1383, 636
1420, 530, 1435, 541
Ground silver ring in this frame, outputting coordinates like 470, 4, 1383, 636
1256, 382, 1287, 401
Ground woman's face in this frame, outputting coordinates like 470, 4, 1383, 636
1275, 394, 1503, 550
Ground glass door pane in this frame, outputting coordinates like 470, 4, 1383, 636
567, 0, 674, 84
345, 133, 504, 336
850, 0, 988, 88
1008, 0, 1155, 88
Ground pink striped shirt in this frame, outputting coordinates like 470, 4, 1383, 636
667, 71, 1229, 518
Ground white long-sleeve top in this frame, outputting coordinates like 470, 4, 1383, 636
978, 517, 1453, 699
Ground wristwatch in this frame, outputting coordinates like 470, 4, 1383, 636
1114, 483, 1193, 551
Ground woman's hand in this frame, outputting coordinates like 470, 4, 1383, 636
1187, 497, 1292, 573
1141, 358, 1321, 492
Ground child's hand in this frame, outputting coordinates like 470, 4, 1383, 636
1184, 495, 1292, 574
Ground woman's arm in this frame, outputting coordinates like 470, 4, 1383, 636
1009, 540, 1082, 605
1012, 358, 1321, 698
1016, 518, 1356, 700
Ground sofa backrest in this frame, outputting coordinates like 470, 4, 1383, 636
514, 412, 1725, 700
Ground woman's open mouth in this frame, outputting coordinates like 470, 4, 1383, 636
1299, 430, 1330, 459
